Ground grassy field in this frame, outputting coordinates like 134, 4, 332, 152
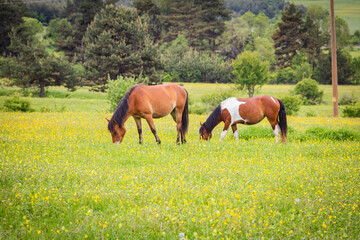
0, 84, 360, 239
290, 0, 360, 33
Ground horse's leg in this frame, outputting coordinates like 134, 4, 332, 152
170, 111, 181, 144
267, 116, 280, 142
231, 124, 239, 141
220, 120, 231, 141
133, 117, 143, 144
144, 114, 161, 144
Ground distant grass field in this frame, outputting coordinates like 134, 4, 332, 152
290, 0, 360, 33
1, 84, 359, 116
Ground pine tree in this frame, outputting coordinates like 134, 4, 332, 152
160, 0, 230, 50
0, 0, 28, 55
272, 3, 303, 69
83, 5, 162, 89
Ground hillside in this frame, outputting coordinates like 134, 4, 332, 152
290, 0, 360, 33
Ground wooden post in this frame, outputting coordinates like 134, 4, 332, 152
330, 0, 339, 117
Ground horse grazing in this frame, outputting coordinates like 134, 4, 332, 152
199, 96, 287, 143
107, 83, 189, 145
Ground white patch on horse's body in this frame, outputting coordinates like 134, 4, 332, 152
233, 130, 239, 140
273, 124, 280, 142
220, 130, 227, 140
221, 97, 246, 125
270, 96, 276, 103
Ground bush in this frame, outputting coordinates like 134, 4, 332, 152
274, 67, 295, 84
160, 35, 232, 83
107, 75, 138, 112
200, 88, 235, 111
343, 105, 360, 118
281, 95, 302, 116
339, 95, 357, 106
293, 78, 323, 105
3, 96, 34, 112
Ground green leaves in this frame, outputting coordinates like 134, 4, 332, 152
231, 51, 269, 97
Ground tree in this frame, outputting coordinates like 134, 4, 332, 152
272, 3, 303, 69
0, 0, 28, 55
335, 16, 350, 48
293, 78, 323, 105
133, 0, 162, 43
314, 49, 355, 85
160, 0, 230, 50
83, 5, 162, 89
231, 51, 269, 97
0, 18, 77, 97
218, 17, 252, 61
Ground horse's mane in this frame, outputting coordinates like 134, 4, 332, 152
200, 105, 221, 134
108, 84, 140, 132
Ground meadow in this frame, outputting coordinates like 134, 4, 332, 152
0, 84, 360, 239
290, 0, 360, 33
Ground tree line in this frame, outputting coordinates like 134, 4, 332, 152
0, 0, 359, 97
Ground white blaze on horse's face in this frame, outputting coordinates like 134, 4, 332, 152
221, 97, 246, 125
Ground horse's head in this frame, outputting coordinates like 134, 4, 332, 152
199, 122, 212, 140
107, 118, 126, 144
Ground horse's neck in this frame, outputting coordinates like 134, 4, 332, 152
205, 112, 222, 133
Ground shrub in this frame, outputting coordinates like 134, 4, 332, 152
293, 78, 323, 105
339, 95, 357, 106
200, 88, 235, 111
274, 67, 295, 84
281, 95, 302, 115
343, 105, 360, 118
3, 96, 33, 112
107, 75, 138, 112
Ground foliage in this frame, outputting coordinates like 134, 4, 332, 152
217, 17, 252, 61
343, 105, 360, 118
106, 75, 139, 112
0, 0, 28, 55
83, 5, 162, 89
200, 87, 234, 110
232, 51, 269, 97
160, 0, 231, 51
352, 56, 360, 85
225, 0, 286, 19
339, 94, 357, 106
281, 95, 302, 116
3, 95, 33, 112
314, 49, 356, 85
272, 3, 303, 69
160, 35, 232, 83
0, 18, 78, 97
274, 67, 295, 84
293, 78, 323, 105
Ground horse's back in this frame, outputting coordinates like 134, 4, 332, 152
129, 84, 186, 117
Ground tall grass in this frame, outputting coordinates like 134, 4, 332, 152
0, 112, 359, 239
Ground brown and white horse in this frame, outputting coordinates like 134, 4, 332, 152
199, 96, 287, 143
107, 83, 189, 145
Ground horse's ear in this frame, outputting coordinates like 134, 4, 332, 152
105, 118, 110, 122
112, 119, 117, 126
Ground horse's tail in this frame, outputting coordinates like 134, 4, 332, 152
277, 99, 288, 143
181, 89, 189, 135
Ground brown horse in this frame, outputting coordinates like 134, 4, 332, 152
107, 83, 189, 145
199, 96, 287, 143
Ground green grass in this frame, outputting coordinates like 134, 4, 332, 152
0, 111, 359, 239
290, 0, 360, 33
1, 84, 359, 116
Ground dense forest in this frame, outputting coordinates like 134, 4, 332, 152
0, 0, 359, 97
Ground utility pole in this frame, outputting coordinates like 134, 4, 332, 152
330, 0, 339, 117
